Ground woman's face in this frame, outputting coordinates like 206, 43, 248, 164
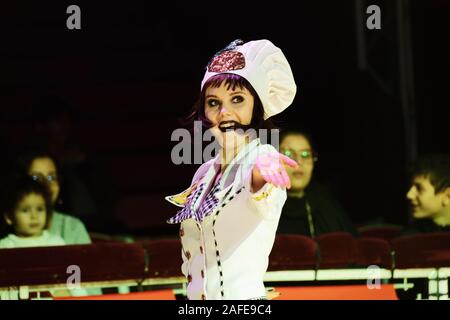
204, 82, 254, 139
28, 157, 60, 204
280, 134, 315, 192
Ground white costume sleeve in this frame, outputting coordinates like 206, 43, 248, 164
244, 143, 288, 220
248, 182, 287, 220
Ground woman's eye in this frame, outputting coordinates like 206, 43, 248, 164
301, 151, 311, 159
232, 96, 244, 103
37, 206, 45, 212
207, 99, 219, 107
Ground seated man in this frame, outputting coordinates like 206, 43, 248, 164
277, 130, 357, 237
403, 154, 450, 234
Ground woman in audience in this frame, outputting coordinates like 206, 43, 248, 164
277, 130, 357, 237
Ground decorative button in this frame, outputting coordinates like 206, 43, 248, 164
201, 294, 206, 300
201, 270, 204, 278
187, 274, 192, 283
200, 246, 204, 254
185, 251, 191, 259
180, 228, 184, 237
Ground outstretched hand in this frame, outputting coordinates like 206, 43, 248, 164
253, 152, 298, 190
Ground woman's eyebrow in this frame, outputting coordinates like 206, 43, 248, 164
230, 91, 246, 96
205, 94, 218, 99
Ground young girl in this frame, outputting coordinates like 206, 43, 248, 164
0, 177, 91, 298
166, 39, 298, 300
0, 176, 65, 248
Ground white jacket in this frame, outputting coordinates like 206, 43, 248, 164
166, 139, 286, 300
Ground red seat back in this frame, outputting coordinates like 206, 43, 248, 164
355, 237, 392, 269
268, 234, 318, 271
315, 232, 357, 268
0, 243, 147, 287
358, 224, 402, 242
391, 232, 450, 268
139, 237, 183, 278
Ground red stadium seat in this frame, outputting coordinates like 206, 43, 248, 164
355, 237, 392, 269
268, 234, 318, 271
139, 238, 184, 278
315, 232, 357, 268
0, 243, 147, 287
391, 232, 450, 268
54, 289, 176, 300
358, 224, 403, 242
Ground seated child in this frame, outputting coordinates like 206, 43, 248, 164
403, 154, 450, 234
0, 176, 65, 248
0, 177, 88, 298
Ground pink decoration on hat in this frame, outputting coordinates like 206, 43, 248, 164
201, 39, 297, 120
208, 51, 245, 73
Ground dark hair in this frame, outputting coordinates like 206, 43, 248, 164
1, 176, 54, 237
185, 73, 275, 132
410, 154, 450, 193
280, 130, 317, 153
14, 148, 61, 181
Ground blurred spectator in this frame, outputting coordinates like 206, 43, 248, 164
0, 176, 65, 248
15, 149, 91, 244
277, 130, 357, 237
402, 154, 450, 234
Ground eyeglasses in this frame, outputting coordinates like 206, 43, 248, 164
31, 174, 59, 183
281, 149, 318, 163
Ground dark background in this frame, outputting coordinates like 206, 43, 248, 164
0, 0, 449, 236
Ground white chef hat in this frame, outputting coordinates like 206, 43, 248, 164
201, 39, 297, 119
